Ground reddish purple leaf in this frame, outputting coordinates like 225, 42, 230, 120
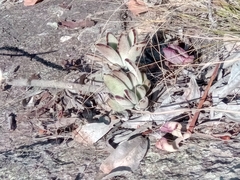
163, 44, 194, 65
58, 19, 95, 29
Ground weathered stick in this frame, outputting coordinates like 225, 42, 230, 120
7, 79, 104, 94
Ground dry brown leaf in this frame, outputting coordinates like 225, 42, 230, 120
162, 44, 194, 65
126, 0, 148, 16
100, 135, 148, 174
24, 0, 42, 6
155, 132, 191, 152
159, 122, 183, 138
72, 119, 117, 145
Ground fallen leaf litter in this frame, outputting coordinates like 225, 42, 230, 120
1, 0, 240, 179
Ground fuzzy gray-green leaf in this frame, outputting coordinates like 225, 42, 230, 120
107, 33, 118, 50
118, 34, 131, 66
115, 95, 134, 107
125, 59, 143, 84
135, 96, 149, 110
96, 44, 124, 67
128, 72, 138, 87
107, 97, 126, 112
128, 28, 137, 47
128, 42, 146, 62
104, 74, 128, 97
136, 85, 147, 100
124, 89, 138, 104
112, 70, 133, 90
142, 73, 151, 90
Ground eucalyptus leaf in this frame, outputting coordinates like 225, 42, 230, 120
100, 135, 148, 174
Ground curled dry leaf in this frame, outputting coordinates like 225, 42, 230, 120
182, 76, 200, 101
163, 44, 194, 65
126, 0, 148, 16
156, 132, 191, 152
24, 0, 42, 6
58, 19, 96, 29
159, 122, 183, 138
72, 119, 117, 145
155, 137, 177, 152
100, 135, 148, 174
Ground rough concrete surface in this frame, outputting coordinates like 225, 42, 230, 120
0, 0, 240, 180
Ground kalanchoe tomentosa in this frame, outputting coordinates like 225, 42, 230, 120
88, 28, 151, 112
88, 28, 146, 69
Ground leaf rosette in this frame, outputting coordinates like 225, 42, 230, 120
88, 29, 151, 112
87, 28, 146, 69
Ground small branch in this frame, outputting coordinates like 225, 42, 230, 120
7, 79, 104, 94
187, 64, 220, 133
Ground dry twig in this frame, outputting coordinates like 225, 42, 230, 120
187, 64, 221, 133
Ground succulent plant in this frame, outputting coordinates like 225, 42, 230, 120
87, 28, 146, 69
88, 29, 151, 112
104, 59, 151, 111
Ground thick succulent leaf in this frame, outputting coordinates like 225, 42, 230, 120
124, 89, 138, 104
136, 85, 147, 100
107, 97, 126, 112
96, 44, 124, 66
114, 95, 134, 108
135, 96, 149, 110
118, 34, 131, 66
128, 28, 137, 47
87, 71, 104, 82
107, 32, 118, 50
104, 74, 128, 97
142, 73, 151, 90
127, 72, 138, 87
128, 42, 146, 62
112, 70, 133, 90
125, 59, 143, 84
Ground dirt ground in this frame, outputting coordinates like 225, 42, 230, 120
1, 0, 240, 180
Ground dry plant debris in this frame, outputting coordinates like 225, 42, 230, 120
126, 0, 149, 16
2, 0, 240, 179
58, 19, 96, 29
2, 28, 240, 177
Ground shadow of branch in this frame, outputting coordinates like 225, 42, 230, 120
0, 46, 66, 71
